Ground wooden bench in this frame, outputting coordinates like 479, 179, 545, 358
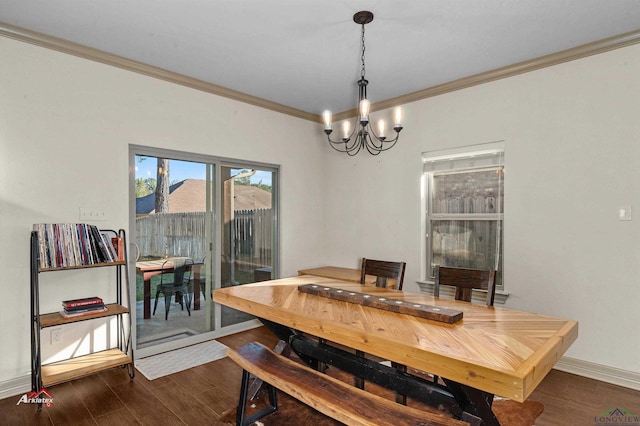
227, 342, 470, 426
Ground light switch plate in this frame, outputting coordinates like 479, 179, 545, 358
619, 205, 632, 221
79, 207, 108, 221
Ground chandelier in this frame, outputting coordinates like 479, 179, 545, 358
322, 11, 403, 156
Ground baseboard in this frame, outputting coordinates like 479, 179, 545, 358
554, 356, 640, 391
3, 351, 638, 401
0, 374, 30, 401
2, 321, 264, 400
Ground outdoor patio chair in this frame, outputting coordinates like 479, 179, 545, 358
153, 257, 194, 320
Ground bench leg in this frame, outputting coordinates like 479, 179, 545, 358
392, 362, 408, 405
247, 340, 290, 400
237, 369, 278, 426
354, 350, 365, 389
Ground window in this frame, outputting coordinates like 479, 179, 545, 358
423, 142, 504, 288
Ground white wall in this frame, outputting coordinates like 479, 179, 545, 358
0, 37, 328, 389
322, 44, 640, 375
2, 34, 639, 394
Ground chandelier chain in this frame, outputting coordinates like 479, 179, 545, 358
360, 24, 366, 79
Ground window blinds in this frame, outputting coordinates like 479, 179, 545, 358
422, 141, 504, 173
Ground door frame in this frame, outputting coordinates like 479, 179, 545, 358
128, 144, 279, 358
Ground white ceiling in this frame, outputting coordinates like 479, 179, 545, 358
2, 1, 640, 116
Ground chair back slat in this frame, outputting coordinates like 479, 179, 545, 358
434, 266, 496, 306
360, 258, 406, 290
160, 257, 194, 286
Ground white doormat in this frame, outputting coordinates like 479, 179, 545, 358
135, 340, 229, 380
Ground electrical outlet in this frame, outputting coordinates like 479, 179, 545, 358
51, 328, 62, 344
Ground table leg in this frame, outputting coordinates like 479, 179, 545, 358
143, 277, 151, 319
258, 319, 468, 420
193, 268, 200, 311
442, 378, 500, 426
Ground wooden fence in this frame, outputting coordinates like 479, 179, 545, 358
233, 209, 273, 272
135, 210, 272, 271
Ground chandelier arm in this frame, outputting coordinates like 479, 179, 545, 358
342, 133, 362, 155
360, 129, 400, 155
364, 140, 383, 155
327, 137, 357, 152
326, 118, 359, 145
347, 146, 361, 156
371, 135, 400, 152
365, 121, 389, 143
326, 134, 348, 146
362, 130, 384, 150
326, 130, 362, 154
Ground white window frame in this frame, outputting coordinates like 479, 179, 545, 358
418, 141, 508, 303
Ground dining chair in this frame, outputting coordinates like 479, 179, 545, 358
434, 265, 497, 307
153, 257, 194, 320
356, 258, 407, 403
360, 258, 406, 290
430, 265, 497, 385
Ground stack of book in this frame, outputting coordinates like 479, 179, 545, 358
33, 223, 124, 269
60, 297, 107, 318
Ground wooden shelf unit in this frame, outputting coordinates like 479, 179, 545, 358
40, 260, 126, 272
41, 349, 132, 387
30, 228, 134, 400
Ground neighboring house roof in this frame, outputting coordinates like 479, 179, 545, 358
136, 179, 272, 215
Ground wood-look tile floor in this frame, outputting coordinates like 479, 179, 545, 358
2, 326, 638, 425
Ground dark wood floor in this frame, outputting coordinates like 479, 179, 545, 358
3, 326, 639, 425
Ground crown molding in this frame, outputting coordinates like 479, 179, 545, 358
2, 22, 639, 124
0, 22, 318, 122
331, 28, 640, 122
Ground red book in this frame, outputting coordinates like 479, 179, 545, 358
62, 297, 103, 309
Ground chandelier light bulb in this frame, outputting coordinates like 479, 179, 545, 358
394, 107, 403, 127
378, 120, 385, 138
342, 121, 351, 140
359, 99, 370, 120
322, 110, 332, 130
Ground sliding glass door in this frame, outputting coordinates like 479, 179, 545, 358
130, 146, 278, 357
220, 164, 276, 327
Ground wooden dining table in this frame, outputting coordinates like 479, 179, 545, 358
213, 275, 578, 425
136, 258, 204, 319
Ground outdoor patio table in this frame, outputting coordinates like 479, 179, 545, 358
136, 258, 203, 319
